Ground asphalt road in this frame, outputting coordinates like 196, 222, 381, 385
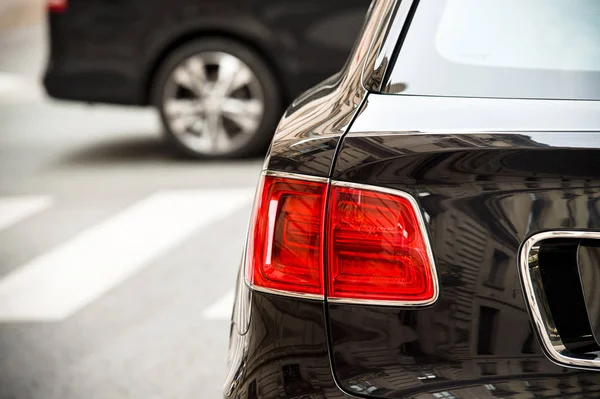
0, 8, 262, 399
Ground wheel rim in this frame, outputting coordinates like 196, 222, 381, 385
162, 51, 265, 155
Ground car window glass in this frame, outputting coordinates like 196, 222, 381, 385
437, 0, 600, 71
384, 0, 600, 100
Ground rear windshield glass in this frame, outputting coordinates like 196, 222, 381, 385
384, 0, 600, 100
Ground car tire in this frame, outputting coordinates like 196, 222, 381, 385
152, 38, 282, 159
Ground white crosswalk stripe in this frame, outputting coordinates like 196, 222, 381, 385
0, 72, 43, 103
0, 195, 53, 232
202, 289, 235, 320
0, 189, 254, 322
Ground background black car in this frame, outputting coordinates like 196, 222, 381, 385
43, 0, 369, 158
226, 0, 600, 398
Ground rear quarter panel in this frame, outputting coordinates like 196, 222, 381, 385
328, 94, 600, 398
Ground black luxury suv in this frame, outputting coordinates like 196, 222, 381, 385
43, 0, 369, 158
225, 0, 600, 398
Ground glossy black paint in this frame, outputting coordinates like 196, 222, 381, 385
228, 290, 600, 399
224, 0, 600, 396
225, 289, 353, 399
232, 112, 600, 398
328, 130, 600, 397
228, 117, 600, 398
44, 0, 369, 106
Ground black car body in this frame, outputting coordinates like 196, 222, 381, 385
43, 0, 369, 158
225, 0, 600, 398
44, 0, 367, 107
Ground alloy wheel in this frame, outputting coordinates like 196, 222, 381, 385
162, 51, 265, 155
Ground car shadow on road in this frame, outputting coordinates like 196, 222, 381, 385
55, 133, 264, 167
60, 135, 173, 165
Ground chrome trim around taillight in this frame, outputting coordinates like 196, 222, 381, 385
244, 170, 440, 307
326, 181, 440, 307
247, 282, 324, 301
520, 230, 600, 370
243, 170, 329, 301
263, 170, 330, 184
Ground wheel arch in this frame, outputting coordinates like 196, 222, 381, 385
142, 27, 290, 106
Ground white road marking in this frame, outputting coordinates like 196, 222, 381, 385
0, 72, 42, 103
0, 189, 254, 322
0, 195, 53, 232
203, 289, 235, 320
0, 73, 24, 92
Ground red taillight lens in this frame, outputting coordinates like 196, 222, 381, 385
327, 185, 435, 303
247, 174, 437, 305
48, 0, 68, 13
247, 175, 326, 297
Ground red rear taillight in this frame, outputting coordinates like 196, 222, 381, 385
247, 175, 327, 297
246, 174, 437, 305
48, 0, 68, 13
327, 184, 436, 304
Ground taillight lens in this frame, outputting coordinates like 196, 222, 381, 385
327, 185, 436, 303
246, 174, 437, 305
48, 0, 68, 13
247, 175, 327, 297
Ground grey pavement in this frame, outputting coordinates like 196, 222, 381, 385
0, 6, 262, 398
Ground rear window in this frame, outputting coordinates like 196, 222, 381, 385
384, 0, 600, 100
